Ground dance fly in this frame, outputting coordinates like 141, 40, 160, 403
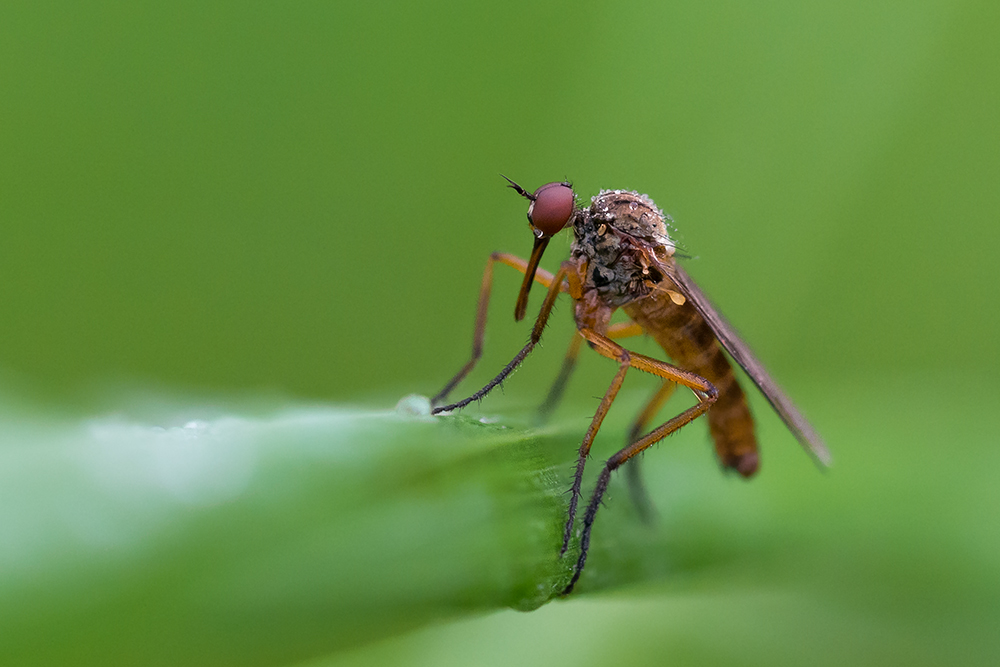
431, 178, 830, 595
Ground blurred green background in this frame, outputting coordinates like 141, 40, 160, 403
2, 1, 999, 666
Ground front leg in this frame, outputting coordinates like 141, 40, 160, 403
433, 260, 581, 414
432, 252, 568, 406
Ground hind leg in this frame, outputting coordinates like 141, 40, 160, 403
624, 379, 677, 522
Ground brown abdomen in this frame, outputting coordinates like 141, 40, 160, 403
623, 296, 759, 477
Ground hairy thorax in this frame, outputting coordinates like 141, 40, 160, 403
570, 190, 677, 309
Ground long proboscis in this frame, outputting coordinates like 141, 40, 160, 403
514, 235, 550, 321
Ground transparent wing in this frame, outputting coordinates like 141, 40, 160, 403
666, 263, 832, 467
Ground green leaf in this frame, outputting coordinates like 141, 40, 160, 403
1, 395, 732, 665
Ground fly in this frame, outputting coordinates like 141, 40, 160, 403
431, 177, 831, 595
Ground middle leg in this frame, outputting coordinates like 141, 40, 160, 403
561, 328, 717, 594
538, 321, 643, 421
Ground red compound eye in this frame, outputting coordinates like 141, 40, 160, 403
528, 182, 575, 236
